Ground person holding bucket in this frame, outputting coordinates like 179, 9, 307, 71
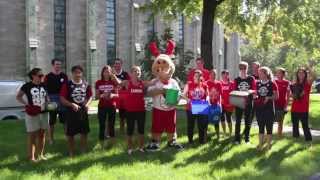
220, 70, 234, 136
255, 67, 278, 151
233, 61, 256, 144
145, 40, 184, 151
206, 69, 223, 140
182, 69, 209, 144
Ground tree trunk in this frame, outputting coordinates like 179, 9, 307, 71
201, 0, 219, 70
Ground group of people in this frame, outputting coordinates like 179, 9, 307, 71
16, 57, 316, 162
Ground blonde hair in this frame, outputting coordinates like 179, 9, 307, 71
131, 65, 141, 72
239, 61, 249, 69
259, 66, 274, 81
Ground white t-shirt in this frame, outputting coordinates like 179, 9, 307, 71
148, 78, 181, 111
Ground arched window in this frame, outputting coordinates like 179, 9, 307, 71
106, 0, 116, 65
54, 0, 66, 64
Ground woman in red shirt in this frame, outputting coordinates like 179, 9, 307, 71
95, 65, 120, 147
182, 70, 209, 144
120, 66, 152, 154
290, 67, 316, 143
274, 68, 290, 137
220, 70, 234, 136
206, 69, 222, 140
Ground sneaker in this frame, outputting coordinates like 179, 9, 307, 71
145, 143, 160, 152
234, 141, 240, 145
167, 141, 184, 150
137, 148, 145, 153
128, 149, 133, 155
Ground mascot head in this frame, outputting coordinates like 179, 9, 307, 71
149, 40, 176, 82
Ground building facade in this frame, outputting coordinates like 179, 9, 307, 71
0, 0, 240, 84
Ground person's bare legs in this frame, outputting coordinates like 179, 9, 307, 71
127, 136, 133, 150
257, 134, 264, 151
80, 134, 88, 153
167, 133, 174, 142
37, 129, 46, 159
138, 134, 144, 150
48, 125, 54, 144
27, 132, 37, 162
221, 121, 227, 134
67, 136, 75, 157
228, 123, 233, 136
278, 119, 284, 137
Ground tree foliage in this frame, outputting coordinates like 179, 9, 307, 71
141, 0, 320, 65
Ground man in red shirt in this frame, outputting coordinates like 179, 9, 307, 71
220, 70, 234, 136
274, 68, 290, 137
206, 69, 222, 140
187, 58, 210, 83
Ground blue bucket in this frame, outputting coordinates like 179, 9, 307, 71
191, 100, 210, 115
208, 105, 222, 124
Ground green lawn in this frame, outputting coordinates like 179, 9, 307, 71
1, 110, 320, 180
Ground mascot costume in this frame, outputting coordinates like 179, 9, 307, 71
145, 39, 184, 151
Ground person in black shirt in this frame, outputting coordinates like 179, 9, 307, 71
251, 61, 260, 80
44, 59, 68, 145
233, 61, 256, 144
16, 68, 49, 162
60, 65, 93, 157
254, 67, 278, 151
113, 58, 130, 133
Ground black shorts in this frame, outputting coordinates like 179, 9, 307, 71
119, 109, 126, 120
126, 111, 145, 136
49, 111, 67, 125
221, 108, 233, 123
275, 107, 287, 122
65, 108, 90, 136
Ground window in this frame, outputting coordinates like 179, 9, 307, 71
54, 0, 66, 63
106, 0, 116, 64
178, 15, 184, 47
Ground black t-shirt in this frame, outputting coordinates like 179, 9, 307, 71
256, 80, 277, 107
44, 72, 68, 94
60, 80, 93, 106
234, 76, 255, 91
116, 71, 130, 81
21, 82, 47, 109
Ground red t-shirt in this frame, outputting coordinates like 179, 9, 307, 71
95, 80, 117, 108
125, 80, 145, 112
275, 79, 290, 108
291, 83, 312, 113
206, 80, 222, 105
185, 82, 208, 110
187, 68, 210, 83
221, 80, 234, 111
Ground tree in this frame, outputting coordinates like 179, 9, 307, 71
141, 0, 320, 70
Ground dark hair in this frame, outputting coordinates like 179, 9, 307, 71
195, 57, 204, 63
221, 70, 229, 74
71, 65, 84, 73
114, 58, 123, 64
100, 65, 112, 80
51, 58, 62, 65
28, 68, 42, 80
296, 67, 308, 85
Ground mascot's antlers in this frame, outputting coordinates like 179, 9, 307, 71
149, 39, 176, 58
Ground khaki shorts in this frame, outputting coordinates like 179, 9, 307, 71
25, 113, 49, 132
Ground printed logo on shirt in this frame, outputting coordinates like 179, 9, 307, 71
258, 86, 269, 96
191, 88, 205, 100
131, 88, 143, 93
99, 85, 114, 93
238, 82, 250, 91
30, 87, 46, 106
71, 87, 86, 104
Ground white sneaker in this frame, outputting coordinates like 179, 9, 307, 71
128, 149, 133, 155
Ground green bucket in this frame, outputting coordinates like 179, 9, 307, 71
165, 88, 179, 106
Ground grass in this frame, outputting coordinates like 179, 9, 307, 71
1, 109, 320, 180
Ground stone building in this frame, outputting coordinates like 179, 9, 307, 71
0, 0, 240, 84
